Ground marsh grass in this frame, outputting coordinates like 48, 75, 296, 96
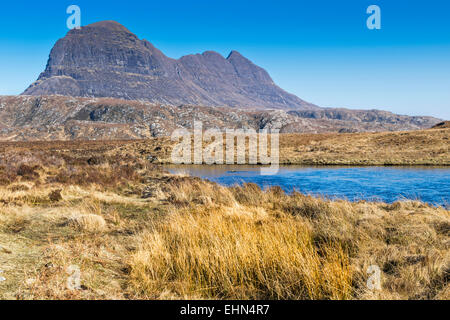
129, 207, 352, 299
109, 128, 450, 165
0, 138, 448, 300
128, 178, 449, 300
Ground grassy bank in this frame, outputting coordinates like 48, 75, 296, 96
0, 142, 448, 300
112, 127, 450, 166
0, 127, 448, 166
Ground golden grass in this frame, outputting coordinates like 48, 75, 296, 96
0, 137, 448, 300
67, 214, 107, 233
106, 128, 450, 165
129, 206, 352, 299
126, 179, 449, 300
278, 129, 450, 165
0, 128, 448, 166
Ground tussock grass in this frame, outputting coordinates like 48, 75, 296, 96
125, 178, 449, 300
129, 206, 352, 299
0, 138, 448, 300
0, 175, 448, 300
108, 128, 450, 165
67, 214, 107, 233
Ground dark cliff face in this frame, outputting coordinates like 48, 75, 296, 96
23, 21, 317, 110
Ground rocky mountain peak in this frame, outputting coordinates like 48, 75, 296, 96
65, 20, 138, 43
226, 50, 242, 58
22, 21, 317, 110
83, 20, 132, 33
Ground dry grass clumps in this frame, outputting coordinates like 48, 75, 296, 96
116, 128, 449, 165
0, 138, 448, 300
129, 207, 352, 300
162, 176, 236, 207
0, 171, 448, 300
279, 129, 450, 165
64, 198, 108, 233
128, 180, 449, 300
67, 214, 107, 233
48, 189, 62, 202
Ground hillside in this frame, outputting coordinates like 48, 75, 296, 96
0, 96, 442, 141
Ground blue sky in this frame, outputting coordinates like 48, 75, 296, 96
0, 0, 449, 119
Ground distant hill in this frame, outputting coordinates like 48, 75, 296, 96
0, 96, 442, 141
23, 21, 317, 110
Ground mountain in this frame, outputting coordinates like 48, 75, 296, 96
10, 20, 442, 140
23, 21, 317, 110
0, 96, 441, 141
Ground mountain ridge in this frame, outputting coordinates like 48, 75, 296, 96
23, 20, 317, 110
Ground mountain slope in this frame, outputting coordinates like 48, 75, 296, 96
0, 95, 441, 141
23, 21, 317, 110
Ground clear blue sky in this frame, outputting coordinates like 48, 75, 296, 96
0, 0, 449, 119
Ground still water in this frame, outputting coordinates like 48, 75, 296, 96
167, 165, 450, 207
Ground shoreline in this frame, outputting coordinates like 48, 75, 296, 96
165, 165, 449, 208
118, 128, 450, 167
0, 127, 448, 166
164, 162, 450, 167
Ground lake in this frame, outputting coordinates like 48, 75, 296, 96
167, 165, 450, 207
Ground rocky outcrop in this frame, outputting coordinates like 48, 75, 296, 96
23, 21, 317, 110
288, 109, 441, 132
432, 121, 450, 129
0, 96, 442, 141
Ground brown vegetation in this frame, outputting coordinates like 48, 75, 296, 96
277, 128, 449, 165
0, 136, 448, 300
109, 127, 450, 166
0, 127, 448, 167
